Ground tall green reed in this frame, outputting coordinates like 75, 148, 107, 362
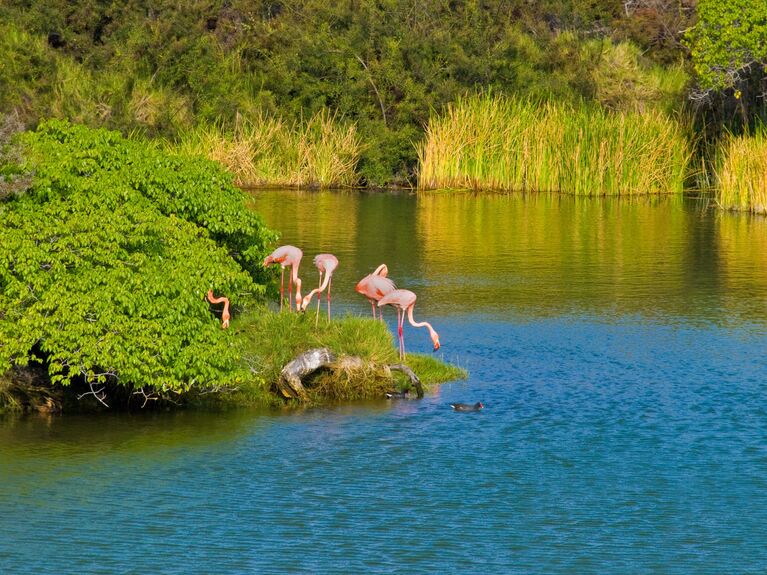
717, 129, 767, 214
169, 110, 363, 188
418, 93, 691, 195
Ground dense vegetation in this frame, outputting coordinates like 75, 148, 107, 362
0, 0, 706, 187
0, 121, 462, 411
684, 0, 767, 126
716, 129, 767, 214
418, 93, 690, 194
0, 120, 275, 405
170, 111, 364, 188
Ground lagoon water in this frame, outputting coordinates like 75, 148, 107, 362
2, 191, 767, 574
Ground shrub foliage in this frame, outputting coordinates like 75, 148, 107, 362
0, 120, 276, 397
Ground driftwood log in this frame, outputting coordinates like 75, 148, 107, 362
276, 347, 424, 400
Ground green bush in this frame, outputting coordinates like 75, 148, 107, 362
0, 120, 276, 398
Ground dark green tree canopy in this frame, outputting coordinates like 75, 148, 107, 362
0, 120, 276, 395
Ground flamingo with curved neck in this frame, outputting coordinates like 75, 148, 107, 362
263, 245, 303, 311
207, 290, 231, 328
300, 253, 339, 325
355, 263, 395, 320
377, 289, 440, 360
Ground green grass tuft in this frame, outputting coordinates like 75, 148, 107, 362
167, 111, 363, 189
418, 93, 691, 195
231, 308, 465, 405
716, 129, 767, 214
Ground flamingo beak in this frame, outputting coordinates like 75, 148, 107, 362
433, 341, 440, 352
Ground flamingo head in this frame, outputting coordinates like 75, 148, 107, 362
263, 255, 274, 266
431, 333, 441, 352
299, 295, 312, 311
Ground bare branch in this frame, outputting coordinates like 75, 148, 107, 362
354, 54, 387, 127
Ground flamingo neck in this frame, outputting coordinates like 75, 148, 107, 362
317, 270, 332, 293
207, 290, 231, 328
294, 277, 302, 309
407, 305, 438, 340
221, 300, 231, 328
305, 271, 332, 304
373, 264, 388, 277
207, 290, 228, 305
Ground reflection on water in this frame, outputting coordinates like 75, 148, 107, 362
250, 190, 767, 324
2, 190, 766, 574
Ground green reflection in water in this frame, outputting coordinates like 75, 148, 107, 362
249, 189, 767, 325
0, 410, 259, 461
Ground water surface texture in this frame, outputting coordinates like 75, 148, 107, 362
2, 191, 766, 574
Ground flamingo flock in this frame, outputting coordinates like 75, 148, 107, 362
208, 245, 441, 359
206, 246, 465, 404
258, 245, 441, 360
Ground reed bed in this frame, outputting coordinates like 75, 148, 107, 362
717, 130, 767, 214
170, 110, 363, 188
418, 94, 690, 195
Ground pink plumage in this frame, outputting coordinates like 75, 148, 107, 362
263, 245, 303, 312
355, 264, 396, 320
377, 288, 440, 359
301, 253, 339, 323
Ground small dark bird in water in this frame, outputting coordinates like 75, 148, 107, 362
450, 402, 484, 411
386, 390, 410, 399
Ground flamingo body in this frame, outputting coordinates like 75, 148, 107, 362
377, 288, 440, 359
264, 245, 303, 311
301, 253, 339, 322
355, 264, 395, 320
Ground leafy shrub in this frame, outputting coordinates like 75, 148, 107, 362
0, 120, 276, 399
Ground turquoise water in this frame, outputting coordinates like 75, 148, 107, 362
2, 191, 766, 573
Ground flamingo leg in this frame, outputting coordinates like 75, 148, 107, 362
398, 308, 405, 360
327, 278, 332, 321
315, 271, 322, 326
280, 267, 285, 312
370, 300, 377, 320
288, 270, 293, 312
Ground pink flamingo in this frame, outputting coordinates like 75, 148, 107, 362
355, 264, 396, 320
207, 290, 231, 328
300, 253, 339, 325
263, 245, 303, 312
377, 289, 440, 360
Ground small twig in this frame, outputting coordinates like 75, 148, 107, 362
354, 54, 387, 127
77, 381, 109, 407
132, 388, 159, 408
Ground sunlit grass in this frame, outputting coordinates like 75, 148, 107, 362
232, 309, 465, 405
168, 110, 363, 188
418, 93, 691, 195
717, 129, 767, 214
1, 309, 466, 412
